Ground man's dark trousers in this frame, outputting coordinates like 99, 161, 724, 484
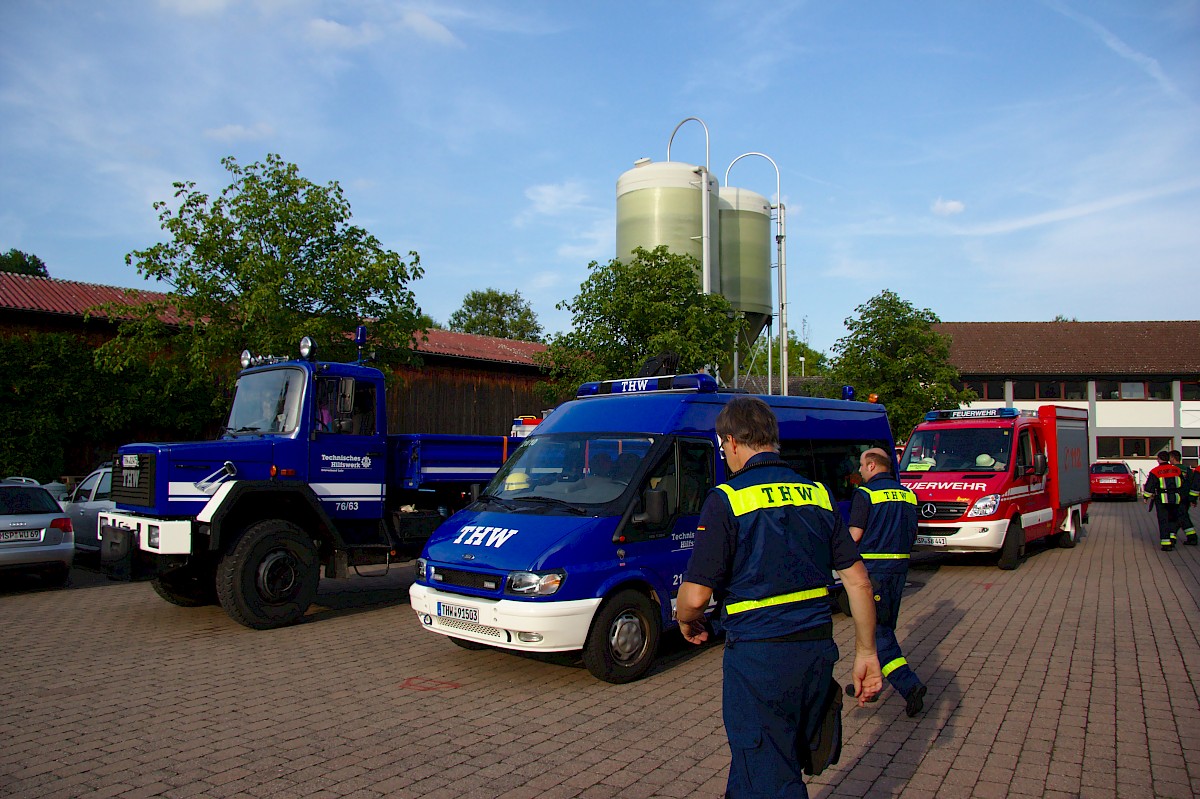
870, 571, 922, 697
722, 637, 838, 799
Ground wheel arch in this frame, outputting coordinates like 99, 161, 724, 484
204, 482, 346, 557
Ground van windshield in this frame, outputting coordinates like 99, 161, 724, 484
484, 434, 656, 509
901, 427, 1012, 473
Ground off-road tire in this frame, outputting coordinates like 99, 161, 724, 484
998, 519, 1025, 570
216, 519, 319, 630
152, 565, 218, 607
582, 589, 661, 684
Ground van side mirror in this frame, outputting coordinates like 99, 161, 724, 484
1034, 453, 1048, 476
633, 488, 667, 526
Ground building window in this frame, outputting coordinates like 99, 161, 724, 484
1182, 382, 1200, 401
963, 380, 1004, 400
1095, 380, 1171, 400
1013, 381, 1036, 400
1098, 436, 1174, 458
1063, 381, 1086, 400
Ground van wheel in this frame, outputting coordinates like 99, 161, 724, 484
998, 520, 1025, 570
152, 565, 217, 607
216, 520, 319, 630
449, 637, 488, 651
1055, 510, 1081, 549
583, 589, 660, 684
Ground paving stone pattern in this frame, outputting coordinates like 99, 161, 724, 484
1, 501, 1198, 798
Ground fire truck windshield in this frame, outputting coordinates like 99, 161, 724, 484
901, 427, 1013, 473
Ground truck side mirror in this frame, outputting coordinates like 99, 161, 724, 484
633, 488, 667, 526
1034, 453, 1048, 476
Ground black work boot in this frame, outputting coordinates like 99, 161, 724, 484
904, 685, 927, 717
1186, 535, 1198, 546
1163, 542, 1176, 551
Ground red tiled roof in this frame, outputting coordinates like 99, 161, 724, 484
0, 272, 547, 367
934, 321, 1200, 376
0, 272, 181, 323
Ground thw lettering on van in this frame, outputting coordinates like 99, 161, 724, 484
452, 525, 519, 547
620, 378, 651, 393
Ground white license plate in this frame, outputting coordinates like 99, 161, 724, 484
915, 535, 947, 546
437, 602, 479, 622
1098, 478, 1117, 484
1, 529, 41, 542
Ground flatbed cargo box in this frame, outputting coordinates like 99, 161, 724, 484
1039, 405, 1090, 508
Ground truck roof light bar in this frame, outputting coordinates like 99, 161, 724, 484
576, 373, 718, 397
924, 407, 1021, 421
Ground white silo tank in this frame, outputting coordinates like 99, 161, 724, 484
718, 186, 773, 350
615, 159, 719, 289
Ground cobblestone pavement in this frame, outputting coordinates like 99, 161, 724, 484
2, 500, 1198, 799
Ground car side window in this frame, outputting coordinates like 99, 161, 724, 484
95, 470, 112, 501
73, 471, 100, 502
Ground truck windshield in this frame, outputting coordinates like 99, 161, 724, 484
226, 368, 306, 436
484, 433, 656, 509
901, 427, 1013, 473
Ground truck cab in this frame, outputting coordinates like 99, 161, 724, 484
410, 373, 895, 683
899, 406, 1089, 569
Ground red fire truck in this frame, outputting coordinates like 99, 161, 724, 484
898, 406, 1090, 569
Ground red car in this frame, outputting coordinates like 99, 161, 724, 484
1089, 461, 1138, 501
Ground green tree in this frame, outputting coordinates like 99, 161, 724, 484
448, 288, 543, 342
0, 248, 49, 277
830, 290, 974, 438
536, 246, 743, 400
96, 153, 426, 386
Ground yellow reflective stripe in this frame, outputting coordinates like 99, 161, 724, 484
859, 486, 918, 505
881, 657, 908, 677
725, 586, 830, 615
717, 481, 833, 516
862, 553, 910, 560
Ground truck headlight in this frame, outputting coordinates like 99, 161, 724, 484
967, 494, 1001, 518
506, 570, 565, 596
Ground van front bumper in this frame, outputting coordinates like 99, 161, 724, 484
409, 583, 601, 653
912, 519, 1009, 554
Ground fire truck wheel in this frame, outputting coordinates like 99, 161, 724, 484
997, 520, 1025, 570
152, 566, 217, 607
448, 637, 489, 651
1055, 510, 1081, 549
216, 519, 319, 630
583, 589, 661, 684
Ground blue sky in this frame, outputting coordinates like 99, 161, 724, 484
2, 1, 1198, 355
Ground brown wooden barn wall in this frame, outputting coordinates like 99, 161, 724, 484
388, 364, 548, 436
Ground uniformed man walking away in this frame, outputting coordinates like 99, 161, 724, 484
848, 447, 928, 717
1144, 451, 1188, 551
676, 397, 883, 799
1167, 451, 1198, 546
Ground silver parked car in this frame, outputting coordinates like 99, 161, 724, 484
0, 483, 74, 585
61, 466, 114, 554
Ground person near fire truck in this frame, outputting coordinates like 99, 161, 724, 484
1167, 451, 1198, 546
676, 397, 882, 798
1144, 450, 1189, 551
848, 447, 928, 717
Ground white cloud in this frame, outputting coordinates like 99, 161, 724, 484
400, 10, 463, 47
157, 0, 234, 15
556, 217, 613, 263
203, 121, 275, 142
931, 197, 965, 216
523, 181, 590, 217
306, 18, 382, 49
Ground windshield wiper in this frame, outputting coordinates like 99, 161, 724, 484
516, 496, 589, 515
475, 493, 518, 511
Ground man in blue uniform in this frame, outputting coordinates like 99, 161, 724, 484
848, 447, 927, 717
1167, 451, 1197, 546
676, 397, 882, 799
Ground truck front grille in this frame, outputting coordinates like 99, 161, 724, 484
111, 453, 155, 507
917, 501, 969, 520
429, 566, 503, 593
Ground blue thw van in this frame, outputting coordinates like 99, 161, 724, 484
410, 373, 895, 682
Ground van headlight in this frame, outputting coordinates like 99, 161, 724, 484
416, 558, 427, 580
505, 570, 565, 596
967, 494, 1001, 518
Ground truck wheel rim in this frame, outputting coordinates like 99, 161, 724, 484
609, 610, 647, 663
257, 550, 300, 603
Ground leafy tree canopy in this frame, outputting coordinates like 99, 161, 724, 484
448, 288, 543, 342
830, 289, 974, 439
536, 246, 743, 401
96, 153, 425, 385
0, 248, 49, 277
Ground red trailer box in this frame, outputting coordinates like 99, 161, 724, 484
899, 406, 1089, 569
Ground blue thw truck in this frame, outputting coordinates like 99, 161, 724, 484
410, 373, 896, 683
99, 334, 519, 630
